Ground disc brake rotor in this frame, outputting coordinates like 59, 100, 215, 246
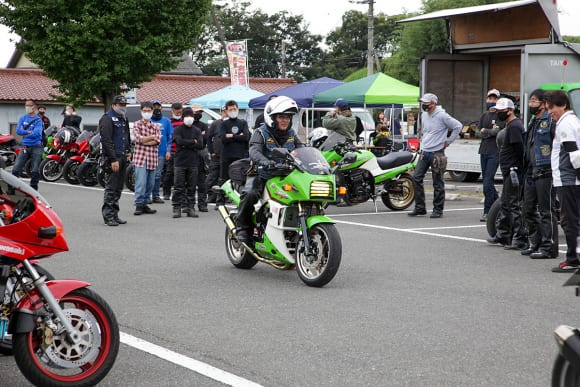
42, 307, 101, 368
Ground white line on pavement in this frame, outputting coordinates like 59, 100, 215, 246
330, 207, 483, 217
120, 332, 263, 387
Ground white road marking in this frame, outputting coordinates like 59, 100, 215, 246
330, 207, 484, 217
120, 332, 263, 387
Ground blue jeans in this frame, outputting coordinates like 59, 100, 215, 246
12, 145, 43, 190
480, 153, 499, 214
152, 155, 165, 199
134, 161, 156, 206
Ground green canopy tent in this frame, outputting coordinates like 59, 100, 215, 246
312, 72, 419, 108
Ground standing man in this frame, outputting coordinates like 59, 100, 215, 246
150, 100, 173, 204
478, 89, 504, 222
206, 106, 227, 203
322, 98, 356, 142
486, 98, 527, 249
521, 89, 559, 259
12, 99, 44, 190
408, 93, 462, 218
217, 100, 250, 205
100, 95, 131, 227
191, 103, 209, 212
37, 104, 51, 130
162, 102, 184, 200
132, 101, 161, 216
546, 90, 580, 272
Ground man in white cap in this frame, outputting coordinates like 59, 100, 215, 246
486, 97, 527, 249
408, 93, 462, 218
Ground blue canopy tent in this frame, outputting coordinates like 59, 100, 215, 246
189, 85, 264, 109
248, 77, 343, 108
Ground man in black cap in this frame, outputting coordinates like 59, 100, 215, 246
37, 104, 51, 130
100, 95, 131, 226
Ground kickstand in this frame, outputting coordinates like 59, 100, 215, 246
372, 197, 378, 213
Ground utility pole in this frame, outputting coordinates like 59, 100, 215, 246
350, 0, 375, 76
281, 40, 286, 78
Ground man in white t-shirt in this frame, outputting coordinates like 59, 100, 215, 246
546, 90, 580, 272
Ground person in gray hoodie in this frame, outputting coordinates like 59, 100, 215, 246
408, 93, 462, 218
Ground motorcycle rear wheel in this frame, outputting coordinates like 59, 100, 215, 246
40, 158, 63, 182
486, 198, 502, 237
296, 223, 341, 287
62, 159, 81, 185
0, 264, 55, 356
13, 288, 120, 387
77, 161, 99, 187
381, 174, 415, 211
225, 227, 258, 269
125, 164, 135, 192
552, 353, 580, 386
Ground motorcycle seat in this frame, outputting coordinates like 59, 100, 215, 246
376, 151, 413, 170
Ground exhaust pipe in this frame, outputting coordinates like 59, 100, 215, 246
216, 205, 236, 233
554, 325, 580, 368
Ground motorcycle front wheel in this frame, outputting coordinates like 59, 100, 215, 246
62, 159, 81, 185
381, 174, 415, 211
77, 161, 99, 187
486, 198, 501, 237
39, 158, 63, 182
296, 223, 342, 287
13, 288, 120, 387
0, 264, 55, 356
552, 353, 580, 386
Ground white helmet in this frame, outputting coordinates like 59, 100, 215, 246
264, 96, 298, 128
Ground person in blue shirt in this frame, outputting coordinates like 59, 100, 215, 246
150, 100, 173, 203
13, 99, 44, 190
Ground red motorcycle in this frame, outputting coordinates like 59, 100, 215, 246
39, 126, 83, 182
0, 167, 119, 386
0, 133, 19, 167
62, 131, 95, 185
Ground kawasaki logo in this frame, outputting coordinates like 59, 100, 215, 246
0, 244, 24, 255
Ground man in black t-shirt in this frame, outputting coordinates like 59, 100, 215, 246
487, 98, 527, 249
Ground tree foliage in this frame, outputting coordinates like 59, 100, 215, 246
0, 0, 211, 107
194, 1, 323, 82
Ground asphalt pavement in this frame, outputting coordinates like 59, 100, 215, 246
0, 178, 572, 386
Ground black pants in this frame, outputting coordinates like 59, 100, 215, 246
173, 166, 198, 210
102, 158, 127, 222
495, 172, 527, 244
206, 155, 221, 202
191, 155, 207, 209
523, 175, 559, 256
412, 151, 445, 214
237, 176, 265, 230
556, 185, 580, 264
162, 152, 175, 197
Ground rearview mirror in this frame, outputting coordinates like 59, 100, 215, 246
343, 152, 357, 164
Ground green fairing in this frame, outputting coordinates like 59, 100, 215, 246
254, 234, 293, 263
220, 180, 241, 206
265, 170, 336, 204
306, 215, 335, 228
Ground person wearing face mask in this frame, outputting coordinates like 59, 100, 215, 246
61, 104, 82, 131
486, 97, 527, 249
132, 101, 161, 216
190, 103, 209, 212
408, 93, 462, 218
217, 100, 250, 205
519, 89, 558, 259
477, 89, 504, 222
100, 95, 132, 226
162, 102, 184, 200
206, 106, 228, 204
12, 99, 44, 190
36, 104, 51, 130
172, 107, 204, 218
150, 100, 173, 204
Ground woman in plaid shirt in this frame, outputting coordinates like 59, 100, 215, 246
132, 101, 161, 215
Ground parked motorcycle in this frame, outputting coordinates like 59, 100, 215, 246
311, 128, 418, 210
0, 167, 120, 385
552, 268, 580, 385
62, 130, 95, 185
39, 126, 82, 182
0, 133, 19, 167
76, 133, 102, 187
216, 147, 343, 287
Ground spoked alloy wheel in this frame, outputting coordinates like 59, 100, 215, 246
296, 223, 341, 287
224, 226, 257, 269
13, 288, 120, 387
62, 159, 81, 185
40, 158, 63, 182
381, 174, 415, 211
552, 353, 580, 386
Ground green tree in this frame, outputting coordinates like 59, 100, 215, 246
0, 0, 211, 108
194, 1, 323, 82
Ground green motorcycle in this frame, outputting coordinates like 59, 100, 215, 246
216, 147, 343, 287
311, 128, 418, 210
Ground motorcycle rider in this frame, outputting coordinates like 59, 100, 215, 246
236, 96, 304, 243
12, 99, 44, 190
100, 95, 131, 226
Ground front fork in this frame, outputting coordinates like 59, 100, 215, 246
22, 260, 80, 345
298, 202, 314, 262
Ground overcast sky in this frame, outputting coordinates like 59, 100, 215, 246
1, 0, 578, 67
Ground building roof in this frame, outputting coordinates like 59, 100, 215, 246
0, 68, 295, 105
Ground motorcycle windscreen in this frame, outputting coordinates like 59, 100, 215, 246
319, 131, 347, 152
292, 147, 331, 175
563, 269, 580, 286
0, 169, 51, 207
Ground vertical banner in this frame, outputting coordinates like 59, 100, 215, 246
226, 40, 249, 87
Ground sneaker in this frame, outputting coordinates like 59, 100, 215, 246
152, 197, 165, 204
480, 214, 487, 222
552, 261, 580, 273
408, 209, 427, 217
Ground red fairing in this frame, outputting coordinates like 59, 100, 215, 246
14, 280, 91, 312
